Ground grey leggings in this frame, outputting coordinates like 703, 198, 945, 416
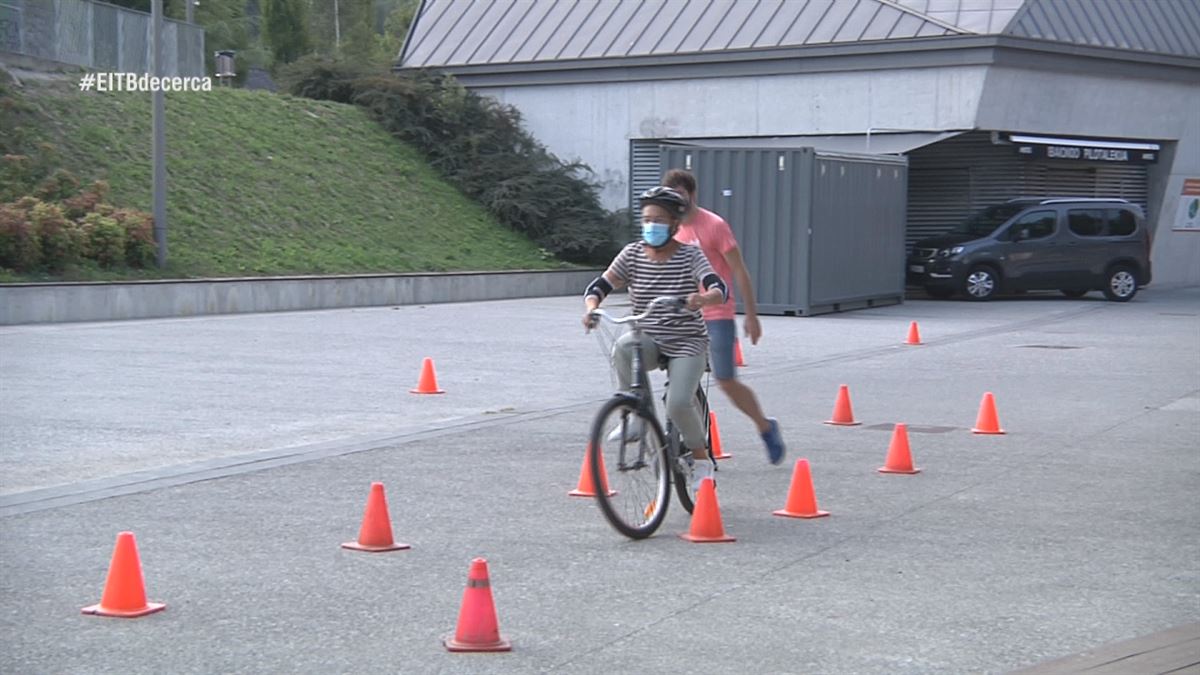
613, 332, 708, 451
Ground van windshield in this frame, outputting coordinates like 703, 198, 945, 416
952, 204, 1029, 237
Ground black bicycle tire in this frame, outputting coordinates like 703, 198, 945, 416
588, 397, 671, 539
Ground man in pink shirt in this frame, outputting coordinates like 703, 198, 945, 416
666, 169, 786, 465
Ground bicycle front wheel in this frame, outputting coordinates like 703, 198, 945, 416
589, 397, 670, 539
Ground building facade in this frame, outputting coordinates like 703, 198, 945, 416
399, 0, 1200, 286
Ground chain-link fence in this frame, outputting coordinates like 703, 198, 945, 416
0, 0, 204, 77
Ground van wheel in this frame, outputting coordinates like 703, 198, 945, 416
1102, 266, 1138, 302
1060, 289, 1089, 298
962, 266, 998, 301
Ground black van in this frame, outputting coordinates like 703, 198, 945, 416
906, 198, 1152, 302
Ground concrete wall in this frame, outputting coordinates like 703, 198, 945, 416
472, 60, 1197, 286
0, 269, 600, 325
475, 66, 988, 210
976, 67, 1200, 286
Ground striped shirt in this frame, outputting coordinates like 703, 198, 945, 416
606, 242, 717, 358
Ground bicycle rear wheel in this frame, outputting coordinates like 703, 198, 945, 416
589, 397, 670, 539
670, 385, 712, 514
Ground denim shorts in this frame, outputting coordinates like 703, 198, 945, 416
706, 319, 737, 381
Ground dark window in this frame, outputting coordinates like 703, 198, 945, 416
953, 203, 1029, 237
1010, 210, 1056, 241
1106, 209, 1137, 236
1068, 209, 1105, 237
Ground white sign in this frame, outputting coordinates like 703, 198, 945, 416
1176, 179, 1200, 231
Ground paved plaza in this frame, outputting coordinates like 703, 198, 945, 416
1, 288, 1197, 673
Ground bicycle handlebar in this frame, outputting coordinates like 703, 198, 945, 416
589, 296, 688, 327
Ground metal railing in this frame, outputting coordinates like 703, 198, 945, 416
0, 0, 204, 77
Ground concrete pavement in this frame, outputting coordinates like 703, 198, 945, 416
1, 288, 1197, 673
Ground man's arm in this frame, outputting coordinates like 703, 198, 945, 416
723, 246, 757, 314
722, 246, 763, 343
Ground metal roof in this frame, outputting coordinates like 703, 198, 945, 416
400, 0, 964, 68
1004, 0, 1200, 58
400, 0, 1200, 69
890, 0, 1025, 34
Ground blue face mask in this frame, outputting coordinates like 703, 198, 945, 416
641, 222, 671, 248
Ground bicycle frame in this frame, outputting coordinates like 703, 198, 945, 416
590, 296, 713, 475
590, 295, 681, 415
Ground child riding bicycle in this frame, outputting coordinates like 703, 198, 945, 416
583, 186, 728, 490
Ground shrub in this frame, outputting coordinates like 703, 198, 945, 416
34, 168, 80, 202
277, 55, 372, 104
80, 212, 125, 268
0, 202, 41, 271
0, 154, 34, 202
112, 208, 156, 268
2, 177, 153, 272
62, 180, 110, 219
30, 201, 83, 271
12, 195, 40, 212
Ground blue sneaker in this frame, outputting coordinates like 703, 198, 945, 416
761, 418, 785, 465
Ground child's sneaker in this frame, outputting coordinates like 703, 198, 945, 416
761, 418, 786, 465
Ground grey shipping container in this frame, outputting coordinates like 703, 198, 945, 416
659, 146, 908, 316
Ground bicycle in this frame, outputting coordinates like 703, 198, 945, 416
586, 296, 715, 539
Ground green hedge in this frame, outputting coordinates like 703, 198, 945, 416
0, 169, 156, 274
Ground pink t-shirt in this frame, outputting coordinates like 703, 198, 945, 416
675, 207, 737, 321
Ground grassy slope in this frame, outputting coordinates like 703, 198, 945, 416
11, 79, 561, 279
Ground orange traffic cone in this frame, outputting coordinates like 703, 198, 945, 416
568, 444, 615, 497
681, 478, 736, 543
81, 532, 166, 618
878, 423, 921, 474
342, 482, 410, 552
824, 384, 862, 426
410, 357, 445, 394
773, 459, 829, 519
734, 339, 746, 367
972, 392, 1006, 435
445, 558, 512, 652
708, 411, 731, 460
905, 321, 922, 345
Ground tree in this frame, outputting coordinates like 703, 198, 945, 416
264, 0, 311, 66
337, 0, 376, 63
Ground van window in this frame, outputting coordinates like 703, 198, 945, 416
1068, 209, 1105, 237
1069, 208, 1138, 237
1106, 209, 1137, 236
1009, 210, 1056, 241
953, 203, 1030, 236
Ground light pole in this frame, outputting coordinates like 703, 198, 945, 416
151, 0, 167, 268
334, 0, 341, 49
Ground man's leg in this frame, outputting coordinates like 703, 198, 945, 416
706, 319, 786, 465
718, 378, 771, 433
706, 319, 769, 432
